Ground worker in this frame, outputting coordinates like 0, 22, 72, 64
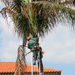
27, 36, 44, 75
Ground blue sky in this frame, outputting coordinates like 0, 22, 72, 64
0, 1, 75, 75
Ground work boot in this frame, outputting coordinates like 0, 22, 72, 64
33, 63, 36, 65
40, 72, 44, 75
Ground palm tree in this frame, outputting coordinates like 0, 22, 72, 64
0, 0, 75, 75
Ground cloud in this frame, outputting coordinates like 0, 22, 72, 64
0, 1, 5, 9
40, 24, 75, 63
0, 15, 22, 61
25, 23, 75, 64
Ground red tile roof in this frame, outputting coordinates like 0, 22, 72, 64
0, 62, 61, 73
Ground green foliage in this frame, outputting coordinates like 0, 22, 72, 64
0, 0, 75, 40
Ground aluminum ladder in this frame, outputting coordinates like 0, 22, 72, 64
31, 49, 41, 75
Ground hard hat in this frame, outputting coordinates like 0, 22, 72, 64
27, 36, 31, 41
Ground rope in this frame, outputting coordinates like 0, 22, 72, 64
25, 51, 32, 56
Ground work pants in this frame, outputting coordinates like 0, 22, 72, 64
33, 49, 43, 73
33, 50, 40, 64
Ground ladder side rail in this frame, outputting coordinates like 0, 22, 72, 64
38, 49, 41, 75
31, 52, 33, 75
31, 48, 42, 75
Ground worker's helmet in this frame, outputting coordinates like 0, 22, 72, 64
27, 36, 31, 41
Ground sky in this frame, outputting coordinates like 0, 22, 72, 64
0, 1, 75, 75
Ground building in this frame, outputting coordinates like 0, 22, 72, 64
0, 62, 61, 75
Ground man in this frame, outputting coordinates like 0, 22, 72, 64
27, 36, 44, 74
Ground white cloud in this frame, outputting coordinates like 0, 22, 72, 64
40, 24, 75, 63
0, 15, 22, 61
0, 1, 5, 9
25, 24, 75, 64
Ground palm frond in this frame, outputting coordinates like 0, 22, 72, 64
28, 1, 75, 36
1, 0, 75, 38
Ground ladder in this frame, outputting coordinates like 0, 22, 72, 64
31, 49, 41, 75
19, 45, 42, 75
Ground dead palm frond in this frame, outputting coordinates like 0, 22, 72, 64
14, 45, 26, 75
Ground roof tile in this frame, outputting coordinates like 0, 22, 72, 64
0, 62, 61, 73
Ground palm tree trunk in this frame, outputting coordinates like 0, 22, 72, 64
22, 37, 27, 63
